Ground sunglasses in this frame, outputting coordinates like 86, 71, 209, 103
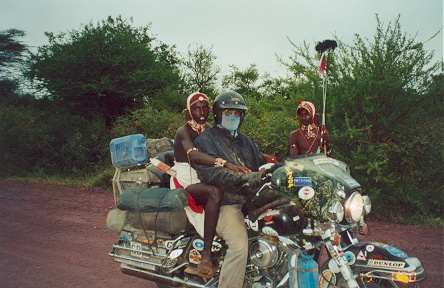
222, 109, 242, 117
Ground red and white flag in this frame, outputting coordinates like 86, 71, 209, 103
319, 51, 326, 77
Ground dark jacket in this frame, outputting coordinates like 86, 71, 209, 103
194, 125, 266, 205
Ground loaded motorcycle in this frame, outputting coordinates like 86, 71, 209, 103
107, 134, 426, 288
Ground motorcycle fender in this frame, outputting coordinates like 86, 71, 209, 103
345, 241, 410, 268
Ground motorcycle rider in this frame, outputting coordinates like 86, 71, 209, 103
193, 91, 267, 288
170, 92, 250, 278
289, 99, 330, 156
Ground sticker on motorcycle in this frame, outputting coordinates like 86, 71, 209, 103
319, 269, 337, 287
262, 226, 279, 236
313, 158, 338, 165
366, 244, 375, 252
157, 239, 165, 248
169, 248, 183, 259
367, 259, 406, 269
211, 241, 222, 252
178, 237, 190, 248
245, 218, 259, 231
344, 251, 356, 265
193, 239, 204, 251
258, 209, 280, 221
189, 249, 201, 264
120, 230, 132, 241
385, 245, 408, 258
130, 242, 142, 258
357, 250, 366, 261
298, 186, 315, 200
287, 162, 304, 172
294, 177, 312, 186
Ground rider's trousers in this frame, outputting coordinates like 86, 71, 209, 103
216, 204, 248, 288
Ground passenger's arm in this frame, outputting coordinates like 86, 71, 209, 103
181, 131, 250, 174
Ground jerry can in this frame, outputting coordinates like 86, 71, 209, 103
110, 134, 148, 168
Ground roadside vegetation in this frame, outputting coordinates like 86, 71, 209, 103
0, 15, 442, 226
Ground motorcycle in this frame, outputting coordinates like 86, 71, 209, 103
107, 135, 426, 288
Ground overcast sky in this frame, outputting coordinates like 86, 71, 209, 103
2, 0, 443, 78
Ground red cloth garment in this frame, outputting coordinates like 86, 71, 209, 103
172, 177, 204, 213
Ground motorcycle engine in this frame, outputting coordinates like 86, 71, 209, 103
249, 239, 279, 268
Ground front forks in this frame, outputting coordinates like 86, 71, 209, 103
324, 240, 359, 288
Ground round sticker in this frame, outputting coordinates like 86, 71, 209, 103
193, 239, 204, 251
366, 244, 375, 252
298, 186, 315, 200
344, 251, 356, 265
319, 269, 337, 288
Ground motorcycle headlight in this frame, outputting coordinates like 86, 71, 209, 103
327, 201, 344, 223
362, 195, 371, 215
344, 192, 364, 223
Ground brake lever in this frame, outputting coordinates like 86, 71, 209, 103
255, 182, 272, 196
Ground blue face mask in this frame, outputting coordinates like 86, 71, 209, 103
221, 114, 240, 135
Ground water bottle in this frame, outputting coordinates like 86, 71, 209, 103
110, 134, 147, 168
297, 254, 319, 288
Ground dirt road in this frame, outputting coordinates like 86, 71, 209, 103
0, 180, 442, 287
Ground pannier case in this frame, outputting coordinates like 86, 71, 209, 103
110, 134, 148, 168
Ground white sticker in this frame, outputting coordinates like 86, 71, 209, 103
366, 244, 375, 252
193, 239, 204, 251
298, 186, 315, 200
169, 248, 183, 259
357, 250, 366, 261
189, 249, 201, 264
211, 241, 222, 252
130, 241, 142, 258
249, 219, 259, 231
367, 259, 406, 269
262, 226, 279, 236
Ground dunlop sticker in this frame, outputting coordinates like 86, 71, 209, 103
367, 259, 406, 269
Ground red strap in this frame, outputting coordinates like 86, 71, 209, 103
172, 177, 204, 214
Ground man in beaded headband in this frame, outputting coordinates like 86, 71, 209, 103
289, 99, 330, 156
185, 92, 210, 134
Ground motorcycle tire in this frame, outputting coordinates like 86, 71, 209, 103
319, 261, 421, 288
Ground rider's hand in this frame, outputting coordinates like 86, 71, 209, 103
263, 154, 278, 164
225, 163, 251, 175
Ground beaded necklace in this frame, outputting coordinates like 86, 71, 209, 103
299, 125, 319, 154
188, 120, 205, 134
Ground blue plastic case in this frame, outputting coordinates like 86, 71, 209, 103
110, 134, 148, 168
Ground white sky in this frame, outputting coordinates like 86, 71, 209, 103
1, 0, 443, 78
